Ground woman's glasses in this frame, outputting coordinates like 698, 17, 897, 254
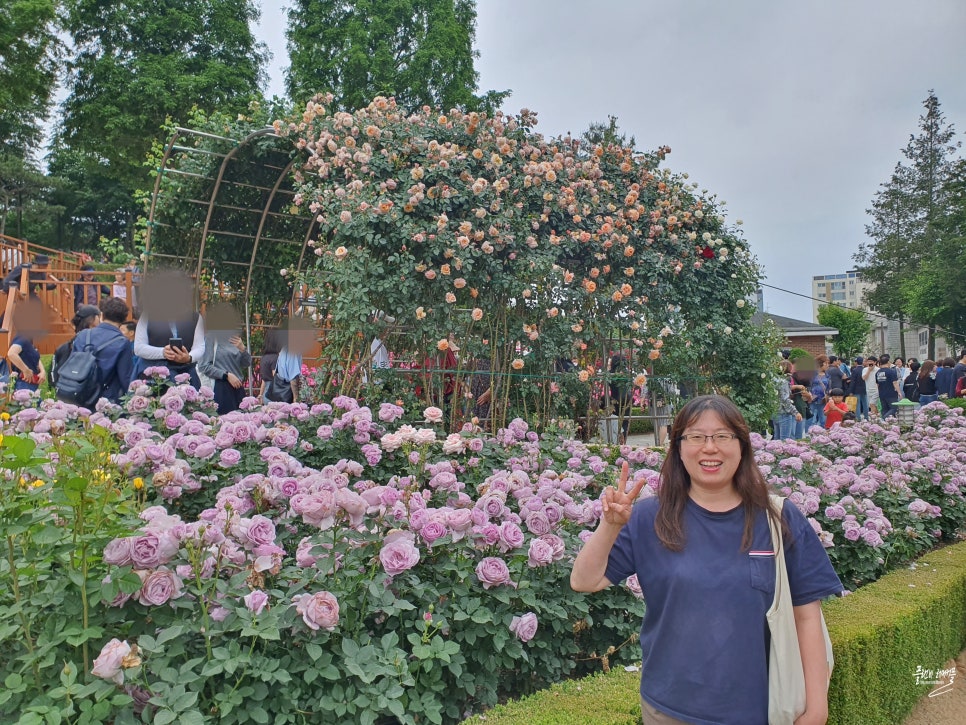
678, 433, 739, 446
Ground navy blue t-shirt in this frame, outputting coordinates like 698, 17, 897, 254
875, 366, 899, 402
604, 497, 842, 725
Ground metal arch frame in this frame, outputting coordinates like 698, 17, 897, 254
195, 127, 281, 285
145, 125, 321, 307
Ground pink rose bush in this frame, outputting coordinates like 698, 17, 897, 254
4, 387, 966, 723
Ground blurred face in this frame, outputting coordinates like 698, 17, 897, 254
678, 411, 742, 494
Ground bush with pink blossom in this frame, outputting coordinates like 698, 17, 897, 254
2, 390, 966, 723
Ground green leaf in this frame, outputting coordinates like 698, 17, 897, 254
153, 710, 177, 725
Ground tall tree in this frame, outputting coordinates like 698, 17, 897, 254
903, 158, 966, 349
55, 0, 268, 243
854, 162, 917, 357
854, 91, 959, 358
286, 0, 508, 112
816, 304, 873, 362
0, 0, 59, 156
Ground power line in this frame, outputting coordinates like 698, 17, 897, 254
757, 282, 966, 345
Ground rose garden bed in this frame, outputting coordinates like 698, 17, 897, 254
1, 373, 965, 724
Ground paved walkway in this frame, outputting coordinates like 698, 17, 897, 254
902, 649, 966, 724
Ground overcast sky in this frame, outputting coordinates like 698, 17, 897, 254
256, 0, 966, 322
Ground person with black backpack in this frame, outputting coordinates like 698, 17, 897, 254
57, 297, 133, 406
50, 305, 101, 389
903, 360, 921, 403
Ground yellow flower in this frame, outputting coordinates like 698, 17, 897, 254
0, 412, 9, 421
133, 477, 145, 490
31, 479, 44, 488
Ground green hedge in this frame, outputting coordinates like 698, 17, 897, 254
460, 540, 966, 725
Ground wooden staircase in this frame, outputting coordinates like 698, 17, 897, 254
0, 235, 120, 356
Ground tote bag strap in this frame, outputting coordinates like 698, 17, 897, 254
767, 494, 835, 680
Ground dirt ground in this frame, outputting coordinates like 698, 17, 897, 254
901, 649, 966, 725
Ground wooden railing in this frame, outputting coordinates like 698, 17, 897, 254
0, 235, 137, 355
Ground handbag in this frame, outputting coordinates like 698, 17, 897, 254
766, 494, 834, 725
264, 368, 293, 403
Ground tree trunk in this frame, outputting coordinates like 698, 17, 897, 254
928, 325, 936, 360
897, 314, 906, 359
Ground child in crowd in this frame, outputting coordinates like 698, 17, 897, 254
824, 388, 849, 429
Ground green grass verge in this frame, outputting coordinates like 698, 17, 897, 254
460, 540, 966, 725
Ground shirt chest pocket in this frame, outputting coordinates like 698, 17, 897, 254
748, 553, 776, 595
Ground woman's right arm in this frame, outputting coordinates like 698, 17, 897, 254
6, 344, 30, 378
571, 463, 644, 592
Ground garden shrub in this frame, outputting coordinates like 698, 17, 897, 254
1, 379, 965, 723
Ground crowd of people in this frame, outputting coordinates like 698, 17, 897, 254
774, 349, 966, 440
2, 260, 312, 415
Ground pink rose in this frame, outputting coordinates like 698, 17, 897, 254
244, 590, 269, 616
419, 520, 449, 546
103, 537, 135, 566
524, 511, 552, 536
91, 638, 132, 683
130, 533, 178, 569
497, 522, 524, 552
219, 448, 242, 467
509, 612, 538, 643
527, 538, 554, 567
136, 568, 183, 606
423, 406, 443, 424
292, 591, 340, 631
233, 515, 276, 549
475, 557, 512, 589
379, 535, 421, 575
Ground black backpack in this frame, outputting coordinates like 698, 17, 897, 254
904, 373, 920, 403
55, 330, 125, 407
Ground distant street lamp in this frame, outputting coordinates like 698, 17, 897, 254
894, 398, 917, 430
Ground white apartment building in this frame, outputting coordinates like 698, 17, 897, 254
811, 270, 949, 360
811, 271, 871, 319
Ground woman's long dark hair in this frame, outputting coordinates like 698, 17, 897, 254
918, 359, 936, 381
655, 395, 785, 552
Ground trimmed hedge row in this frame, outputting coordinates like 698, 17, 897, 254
460, 540, 966, 725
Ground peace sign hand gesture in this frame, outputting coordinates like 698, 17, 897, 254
600, 462, 646, 528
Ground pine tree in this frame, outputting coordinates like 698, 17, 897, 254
854, 91, 960, 358
285, 0, 508, 112
855, 162, 917, 357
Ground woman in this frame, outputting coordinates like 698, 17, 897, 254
935, 357, 956, 398
571, 395, 842, 724
258, 327, 283, 404
893, 358, 909, 396
6, 304, 46, 392
265, 318, 313, 403
50, 304, 101, 387
917, 359, 939, 405
903, 360, 921, 402
198, 311, 252, 414
776, 360, 801, 440
790, 370, 813, 439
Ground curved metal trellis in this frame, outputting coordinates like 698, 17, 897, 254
144, 126, 316, 312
